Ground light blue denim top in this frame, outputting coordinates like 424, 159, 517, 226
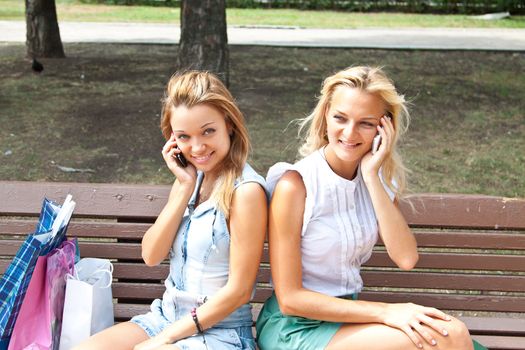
161, 163, 266, 328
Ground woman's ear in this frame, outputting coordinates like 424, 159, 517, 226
227, 121, 234, 138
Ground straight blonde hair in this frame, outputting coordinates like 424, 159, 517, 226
299, 66, 410, 196
160, 71, 250, 218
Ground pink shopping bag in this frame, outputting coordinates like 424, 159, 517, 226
8, 240, 76, 350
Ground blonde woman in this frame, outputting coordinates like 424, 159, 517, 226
257, 66, 485, 350
75, 71, 267, 350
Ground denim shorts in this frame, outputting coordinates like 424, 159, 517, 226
131, 299, 255, 350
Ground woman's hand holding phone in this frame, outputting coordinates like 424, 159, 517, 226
372, 134, 382, 154
361, 115, 394, 181
162, 133, 197, 184
174, 145, 188, 168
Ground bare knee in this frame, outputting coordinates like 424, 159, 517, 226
71, 343, 90, 350
442, 317, 473, 350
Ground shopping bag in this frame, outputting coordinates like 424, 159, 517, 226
47, 241, 77, 349
0, 195, 75, 350
8, 240, 76, 350
59, 258, 114, 350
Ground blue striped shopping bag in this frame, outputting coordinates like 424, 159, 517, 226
0, 196, 75, 350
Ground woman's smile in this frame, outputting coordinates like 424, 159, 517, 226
191, 151, 215, 164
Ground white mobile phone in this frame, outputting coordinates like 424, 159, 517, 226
372, 134, 381, 154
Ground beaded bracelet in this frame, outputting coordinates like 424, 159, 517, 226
191, 307, 203, 333
191, 307, 208, 349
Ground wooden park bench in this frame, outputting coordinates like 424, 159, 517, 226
1, 181, 524, 349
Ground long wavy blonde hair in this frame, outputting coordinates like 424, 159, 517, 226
160, 71, 250, 218
299, 66, 410, 196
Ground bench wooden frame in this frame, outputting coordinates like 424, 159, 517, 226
1, 181, 524, 349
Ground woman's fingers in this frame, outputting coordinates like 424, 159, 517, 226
381, 117, 394, 145
410, 320, 437, 347
426, 307, 452, 322
417, 312, 451, 337
162, 140, 177, 154
401, 325, 424, 349
166, 147, 178, 160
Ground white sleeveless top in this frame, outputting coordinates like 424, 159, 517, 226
266, 148, 395, 296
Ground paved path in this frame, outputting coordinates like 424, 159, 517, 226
1, 20, 524, 51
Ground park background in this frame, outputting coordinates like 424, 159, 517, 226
0, 0, 524, 198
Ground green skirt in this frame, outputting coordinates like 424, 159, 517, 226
474, 339, 488, 350
256, 293, 345, 350
256, 293, 488, 350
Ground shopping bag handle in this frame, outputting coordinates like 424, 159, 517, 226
66, 263, 114, 289
51, 194, 76, 238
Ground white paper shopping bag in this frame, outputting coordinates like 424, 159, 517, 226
58, 258, 114, 350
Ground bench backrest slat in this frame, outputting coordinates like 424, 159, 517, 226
0, 181, 170, 218
400, 194, 525, 230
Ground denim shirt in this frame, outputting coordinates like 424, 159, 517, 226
161, 163, 266, 328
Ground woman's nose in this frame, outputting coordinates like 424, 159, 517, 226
190, 138, 205, 153
342, 122, 357, 139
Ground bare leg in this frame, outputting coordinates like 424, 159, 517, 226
72, 321, 149, 350
326, 317, 473, 350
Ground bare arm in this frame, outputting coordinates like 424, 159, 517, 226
268, 171, 451, 349
141, 180, 194, 266
135, 182, 267, 349
365, 178, 418, 270
141, 134, 198, 266
360, 116, 418, 270
271, 171, 389, 323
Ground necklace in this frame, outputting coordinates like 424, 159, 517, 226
197, 177, 216, 206
197, 187, 212, 205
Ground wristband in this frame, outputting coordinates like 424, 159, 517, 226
191, 307, 204, 334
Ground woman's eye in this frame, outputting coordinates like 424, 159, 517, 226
333, 115, 345, 122
362, 122, 376, 128
203, 128, 216, 135
177, 134, 189, 140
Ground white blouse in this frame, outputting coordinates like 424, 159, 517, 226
266, 148, 395, 297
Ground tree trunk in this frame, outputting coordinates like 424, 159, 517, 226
177, 0, 229, 86
26, 0, 65, 58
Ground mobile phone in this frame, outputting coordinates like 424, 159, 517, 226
174, 146, 188, 168
372, 134, 381, 154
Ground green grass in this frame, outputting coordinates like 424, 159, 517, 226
1, 43, 524, 197
1, 0, 525, 28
